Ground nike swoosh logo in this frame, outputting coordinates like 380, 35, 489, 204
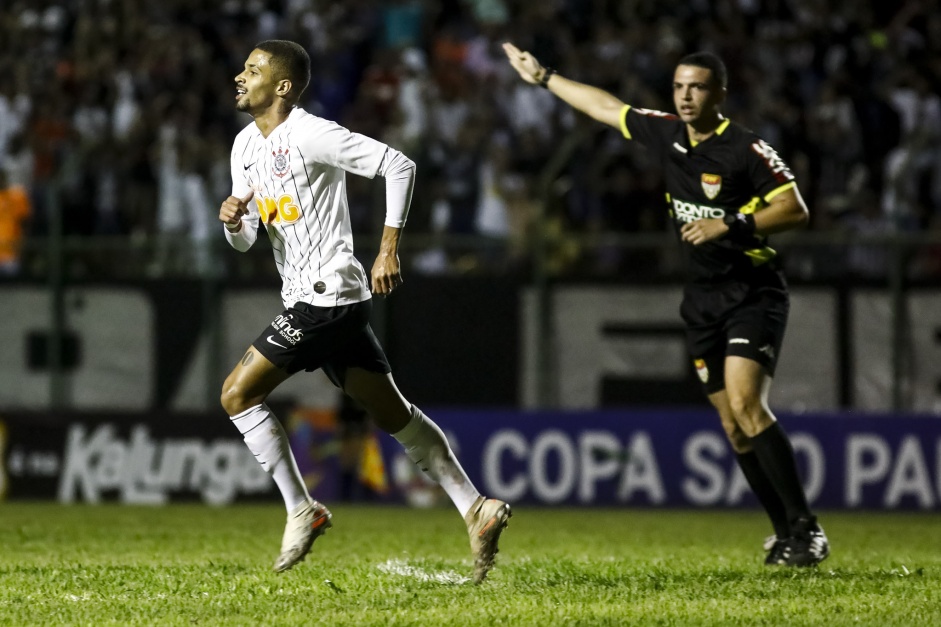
243, 163, 256, 170
266, 335, 287, 348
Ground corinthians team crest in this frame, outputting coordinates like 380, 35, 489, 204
701, 173, 722, 199
272, 147, 290, 178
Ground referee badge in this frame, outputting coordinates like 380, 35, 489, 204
694, 358, 709, 383
272, 147, 290, 178
701, 173, 722, 200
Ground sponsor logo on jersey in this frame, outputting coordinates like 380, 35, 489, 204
750, 140, 793, 181
672, 197, 725, 223
272, 146, 290, 178
694, 358, 709, 383
634, 107, 677, 119
255, 194, 301, 225
701, 173, 722, 199
272, 314, 304, 345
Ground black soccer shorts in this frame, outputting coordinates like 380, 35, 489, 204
681, 283, 789, 395
251, 299, 391, 387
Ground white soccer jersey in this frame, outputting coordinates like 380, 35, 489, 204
226, 107, 388, 308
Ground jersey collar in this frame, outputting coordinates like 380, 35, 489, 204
684, 117, 731, 148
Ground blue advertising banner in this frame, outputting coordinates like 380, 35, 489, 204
380, 410, 941, 510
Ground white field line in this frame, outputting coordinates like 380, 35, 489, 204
376, 558, 470, 585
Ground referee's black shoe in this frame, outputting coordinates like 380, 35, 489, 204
763, 535, 790, 566
784, 516, 830, 567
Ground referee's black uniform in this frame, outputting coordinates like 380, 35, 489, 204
619, 106, 798, 393
502, 39, 829, 566
618, 102, 829, 566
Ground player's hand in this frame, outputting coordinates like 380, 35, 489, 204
502, 42, 544, 84
220, 190, 254, 230
680, 218, 728, 245
371, 251, 403, 296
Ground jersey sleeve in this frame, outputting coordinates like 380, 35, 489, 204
745, 137, 797, 202
620, 105, 681, 152
225, 136, 259, 251
301, 119, 386, 179
229, 140, 254, 200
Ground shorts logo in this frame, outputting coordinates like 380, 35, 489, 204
729, 338, 749, 345
759, 344, 775, 359
266, 335, 287, 349
694, 358, 709, 383
271, 314, 304, 345
701, 173, 722, 200
314, 281, 326, 294
272, 147, 290, 178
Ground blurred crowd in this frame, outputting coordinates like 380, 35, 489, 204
0, 0, 939, 280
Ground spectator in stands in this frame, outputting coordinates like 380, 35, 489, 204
0, 0, 937, 279
0, 168, 32, 276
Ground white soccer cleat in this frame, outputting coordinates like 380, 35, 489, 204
464, 496, 512, 584
273, 500, 332, 573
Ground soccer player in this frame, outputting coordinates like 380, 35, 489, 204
503, 43, 828, 567
218, 40, 511, 582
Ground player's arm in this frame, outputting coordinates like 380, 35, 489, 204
221, 145, 260, 251
753, 184, 809, 235
220, 189, 259, 251
370, 148, 415, 295
502, 42, 626, 130
680, 184, 809, 245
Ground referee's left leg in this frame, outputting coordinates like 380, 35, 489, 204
724, 355, 829, 566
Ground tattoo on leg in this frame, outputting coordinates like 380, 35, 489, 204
241, 351, 254, 366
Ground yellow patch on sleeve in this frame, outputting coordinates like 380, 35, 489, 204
763, 181, 796, 203
619, 105, 633, 140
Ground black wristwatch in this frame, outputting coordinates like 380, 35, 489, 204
538, 67, 555, 88
722, 212, 756, 240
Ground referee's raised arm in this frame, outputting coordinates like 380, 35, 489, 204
502, 42, 626, 130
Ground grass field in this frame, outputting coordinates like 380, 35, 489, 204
0, 504, 938, 626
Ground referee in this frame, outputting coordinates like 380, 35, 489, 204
503, 43, 828, 567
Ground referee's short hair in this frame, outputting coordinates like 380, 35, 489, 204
256, 40, 311, 101
677, 52, 728, 89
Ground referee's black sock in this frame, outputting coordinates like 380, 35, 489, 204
750, 421, 812, 526
735, 450, 791, 539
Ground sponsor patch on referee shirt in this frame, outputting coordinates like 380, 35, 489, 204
701, 173, 722, 200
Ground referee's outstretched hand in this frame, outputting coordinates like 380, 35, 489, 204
502, 42, 543, 84
680, 218, 728, 246
220, 190, 255, 231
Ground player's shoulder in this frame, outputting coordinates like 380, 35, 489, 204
629, 106, 681, 126
723, 119, 771, 148
232, 120, 261, 148
289, 107, 342, 134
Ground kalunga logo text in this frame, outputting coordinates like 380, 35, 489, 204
58, 424, 271, 504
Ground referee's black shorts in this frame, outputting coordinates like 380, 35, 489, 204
251, 299, 391, 388
681, 282, 788, 395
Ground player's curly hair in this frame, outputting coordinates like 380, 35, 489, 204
677, 52, 728, 89
255, 40, 311, 102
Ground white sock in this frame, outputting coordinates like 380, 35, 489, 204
392, 405, 480, 517
231, 403, 310, 512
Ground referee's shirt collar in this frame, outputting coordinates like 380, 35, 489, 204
679, 117, 731, 150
